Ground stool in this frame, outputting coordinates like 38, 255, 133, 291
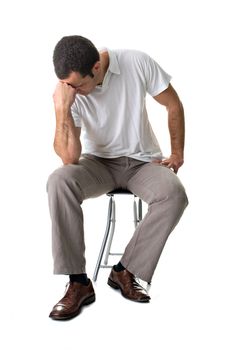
93, 189, 143, 281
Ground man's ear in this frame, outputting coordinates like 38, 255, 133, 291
92, 61, 101, 74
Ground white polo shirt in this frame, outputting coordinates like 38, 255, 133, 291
71, 49, 171, 162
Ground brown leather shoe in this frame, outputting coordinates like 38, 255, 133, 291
49, 280, 95, 320
108, 268, 150, 302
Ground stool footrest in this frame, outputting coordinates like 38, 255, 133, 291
109, 253, 123, 256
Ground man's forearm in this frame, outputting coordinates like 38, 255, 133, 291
53, 109, 81, 164
168, 102, 185, 158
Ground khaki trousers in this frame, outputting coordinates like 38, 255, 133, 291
47, 155, 188, 282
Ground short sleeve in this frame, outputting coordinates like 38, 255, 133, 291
70, 100, 82, 127
143, 54, 172, 97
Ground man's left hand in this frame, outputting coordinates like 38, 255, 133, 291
153, 154, 184, 174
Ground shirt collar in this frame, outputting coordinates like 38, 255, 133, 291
107, 49, 120, 75
99, 47, 120, 75
94, 48, 120, 92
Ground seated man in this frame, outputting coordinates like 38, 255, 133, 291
47, 35, 188, 320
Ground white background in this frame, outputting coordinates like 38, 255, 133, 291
0, 0, 232, 349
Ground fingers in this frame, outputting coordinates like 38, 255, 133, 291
162, 162, 176, 173
158, 159, 182, 174
152, 159, 162, 164
53, 81, 77, 110
153, 154, 184, 174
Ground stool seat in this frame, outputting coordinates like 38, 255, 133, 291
107, 189, 134, 196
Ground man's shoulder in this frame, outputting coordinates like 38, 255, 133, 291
112, 48, 149, 59
111, 49, 151, 71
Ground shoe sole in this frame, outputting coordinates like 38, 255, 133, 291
107, 278, 150, 303
49, 294, 96, 321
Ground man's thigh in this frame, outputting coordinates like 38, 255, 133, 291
47, 155, 116, 201
127, 162, 187, 205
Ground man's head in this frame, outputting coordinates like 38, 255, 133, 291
53, 35, 102, 95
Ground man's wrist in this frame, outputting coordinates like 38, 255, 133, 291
55, 106, 73, 122
54, 103, 71, 114
171, 150, 184, 159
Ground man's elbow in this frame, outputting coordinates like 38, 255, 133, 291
53, 144, 80, 165
60, 151, 81, 165
62, 157, 80, 165
167, 99, 184, 114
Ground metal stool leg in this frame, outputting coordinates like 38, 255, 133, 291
138, 198, 142, 221
93, 196, 113, 282
104, 197, 116, 265
134, 195, 143, 226
136, 198, 151, 288
133, 196, 138, 228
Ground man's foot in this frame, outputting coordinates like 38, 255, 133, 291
107, 267, 150, 302
49, 280, 95, 320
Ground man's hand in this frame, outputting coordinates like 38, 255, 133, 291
153, 153, 184, 174
53, 82, 76, 112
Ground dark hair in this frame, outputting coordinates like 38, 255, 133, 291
53, 35, 100, 79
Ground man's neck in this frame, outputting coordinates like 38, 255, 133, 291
98, 51, 109, 85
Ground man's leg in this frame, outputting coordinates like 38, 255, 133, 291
120, 162, 188, 283
47, 156, 116, 320
47, 156, 116, 275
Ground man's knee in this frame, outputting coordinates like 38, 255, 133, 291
149, 168, 188, 209
46, 165, 83, 202
47, 166, 68, 192
166, 176, 188, 210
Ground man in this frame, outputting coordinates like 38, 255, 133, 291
47, 35, 188, 320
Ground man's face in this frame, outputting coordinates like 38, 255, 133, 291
60, 62, 101, 96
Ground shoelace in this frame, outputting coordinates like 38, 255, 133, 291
127, 275, 148, 293
61, 282, 77, 300
135, 277, 151, 292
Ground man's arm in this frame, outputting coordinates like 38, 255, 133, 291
153, 84, 185, 174
53, 82, 82, 165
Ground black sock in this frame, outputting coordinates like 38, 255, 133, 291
113, 262, 126, 272
69, 273, 89, 285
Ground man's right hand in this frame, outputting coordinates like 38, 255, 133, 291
53, 82, 76, 112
